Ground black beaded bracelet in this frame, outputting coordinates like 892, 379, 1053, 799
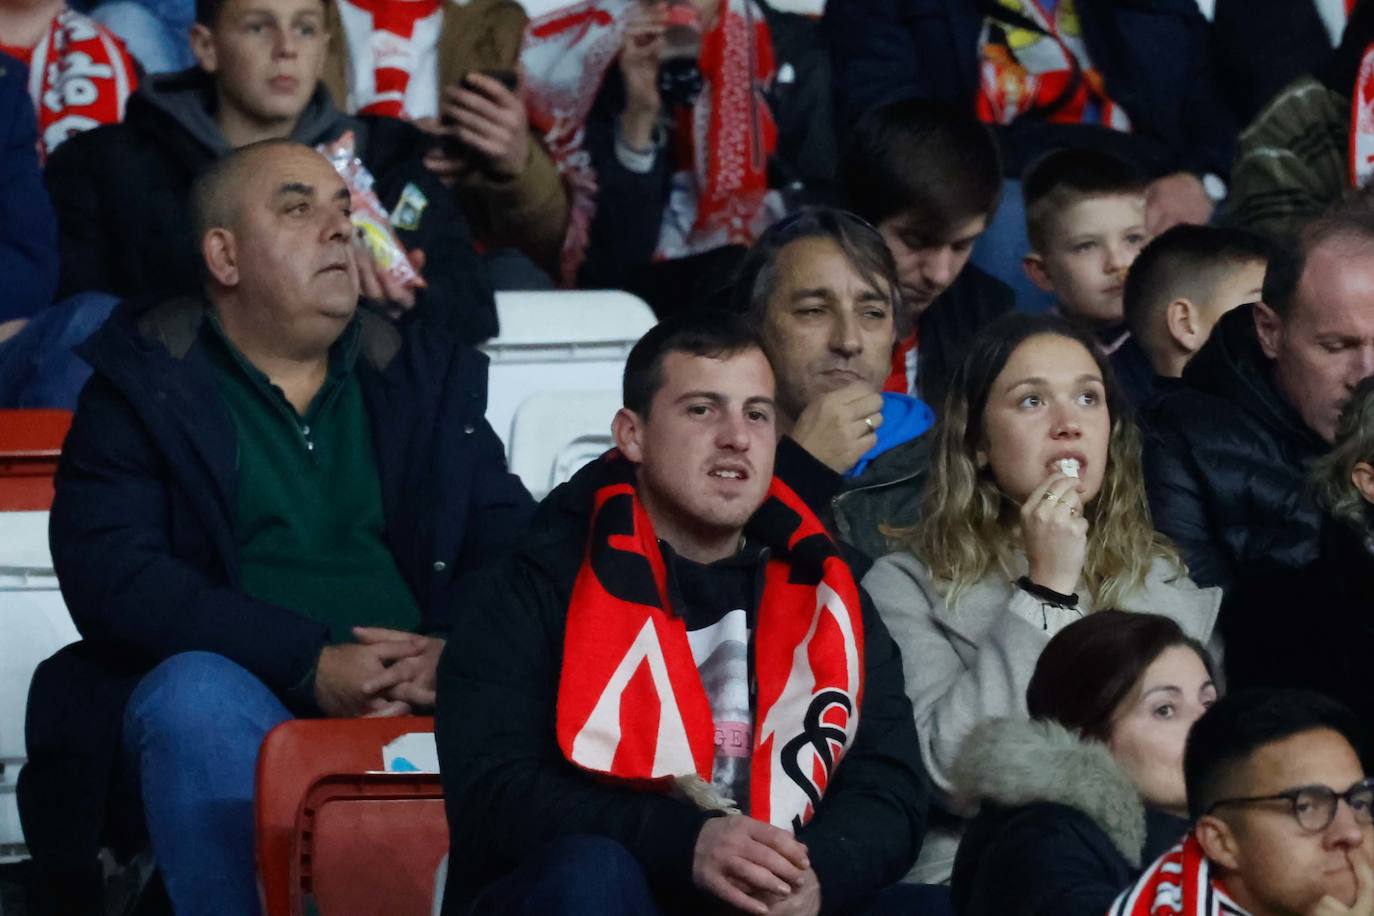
1016, 576, 1079, 609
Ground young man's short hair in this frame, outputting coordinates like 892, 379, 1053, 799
1184, 688, 1369, 821
1122, 224, 1274, 342
730, 207, 899, 330
623, 312, 764, 417
841, 98, 1002, 234
196, 0, 227, 25
1023, 148, 1147, 252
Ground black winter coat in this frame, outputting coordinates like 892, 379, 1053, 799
45, 68, 498, 344
435, 451, 930, 915
1222, 519, 1374, 727
1142, 306, 1326, 592
17, 296, 534, 913
950, 719, 1190, 916
824, 0, 1236, 179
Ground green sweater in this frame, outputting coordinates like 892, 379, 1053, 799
205, 316, 420, 643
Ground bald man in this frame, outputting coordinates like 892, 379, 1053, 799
19, 141, 535, 914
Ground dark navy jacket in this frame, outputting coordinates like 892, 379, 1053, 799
18, 295, 534, 912
824, 0, 1237, 179
0, 53, 58, 323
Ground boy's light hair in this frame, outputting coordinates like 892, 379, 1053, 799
1022, 148, 1147, 252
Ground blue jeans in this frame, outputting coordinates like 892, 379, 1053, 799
122, 652, 293, 916
0, 291, 117, 408
970, 178, 1056, 314
88, 0, 194, 73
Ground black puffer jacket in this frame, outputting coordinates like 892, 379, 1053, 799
950, 718, 1190, 916
1142, 305, 1326, 592
45, 68, 497, 344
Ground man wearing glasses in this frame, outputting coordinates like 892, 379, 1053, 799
1112, 688, 1374, 916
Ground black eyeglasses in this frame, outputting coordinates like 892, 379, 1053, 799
1207, 777, 1374, 832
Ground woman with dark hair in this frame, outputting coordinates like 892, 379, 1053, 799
1222, 375, 1374, 725
862, 312, 1220, 882
949, 611, 1217, 916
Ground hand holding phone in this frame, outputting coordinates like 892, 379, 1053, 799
434, 68, 530, 179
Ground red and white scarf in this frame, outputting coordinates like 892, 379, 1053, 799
3, 9, 137, 160
975, 0, 1130, 131
335, 0, 443, 119
520, 0, 779, 285
656, 0, 780, 260
1108, 834, 1251, 916
556, 452, 864, 830
1350, 41, 1374, 189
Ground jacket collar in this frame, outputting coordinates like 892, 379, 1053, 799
130, 297, 402, 373
952, 718, 1147, 865
131, 67, 353, 155
1183, 306, 1327, 457
841, 431, 931, 494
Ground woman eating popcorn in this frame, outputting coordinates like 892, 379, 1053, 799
862, 313, 1220, 884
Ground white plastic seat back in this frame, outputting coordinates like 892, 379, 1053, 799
482, 291, 656, 460
507, 391, 621, 500
0, 510, 79, 861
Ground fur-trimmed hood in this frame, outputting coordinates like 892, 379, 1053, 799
952, 718, 1146, 866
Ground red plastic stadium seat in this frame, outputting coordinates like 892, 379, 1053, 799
255, 717, 448, 916
0, 409, 72, 510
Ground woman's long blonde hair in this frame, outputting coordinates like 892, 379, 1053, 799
890, 314, 1179, 607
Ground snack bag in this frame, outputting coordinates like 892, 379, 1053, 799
317, 130, 419, 287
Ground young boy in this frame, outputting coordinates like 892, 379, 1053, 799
1022, 149, 1150, 353
841, 97, 1014, 412
1115, 224, 1271, 406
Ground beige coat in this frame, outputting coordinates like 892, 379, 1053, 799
861, 551, 1220, 884
322, 0, 570, 275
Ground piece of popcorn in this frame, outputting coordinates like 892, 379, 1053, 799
1056, 458, 1081, 479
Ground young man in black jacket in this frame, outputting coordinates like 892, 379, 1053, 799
18, 141, 534, 915
435, 313, 928, 915
43, 0, 498, 344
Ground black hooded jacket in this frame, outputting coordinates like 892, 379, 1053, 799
1142, 305, 1326, 592
435, 450, 930, 914
44, 68, 497, 344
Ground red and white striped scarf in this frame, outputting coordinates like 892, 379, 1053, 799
519, 0, 778, 285
334, 0, 443, 119
1109, 834, 1251, 916
1351, 41, 1374, 188
4, 9, 137, 160
556, 452, 864, 829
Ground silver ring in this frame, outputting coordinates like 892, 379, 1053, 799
864, 415, 876, 431
1042, 492, 1059, 503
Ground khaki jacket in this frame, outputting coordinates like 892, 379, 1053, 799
322, 0, 570, 274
